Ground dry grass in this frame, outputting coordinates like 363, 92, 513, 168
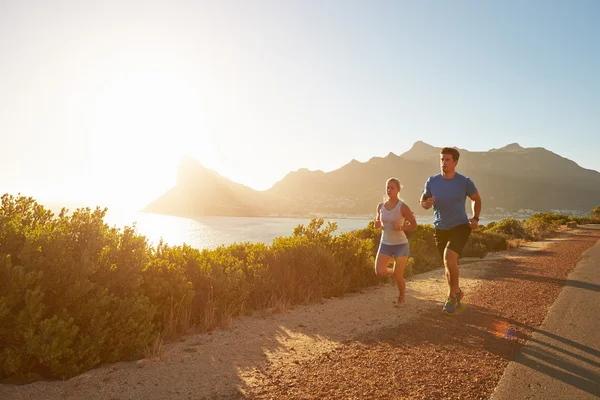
259, 295, 292, 317
166, 293, 192, 337
204, 305, 217, 332
404, 257, 415, 277
507, 238, 527, 248
144, 334, 166, 361
219, 313, 233, 329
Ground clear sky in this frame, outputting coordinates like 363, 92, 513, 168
1, 0, 598, 210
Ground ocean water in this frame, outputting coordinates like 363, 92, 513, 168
45, 203, 500, 251
102, 210, 377, 250
102, 212, 504, 250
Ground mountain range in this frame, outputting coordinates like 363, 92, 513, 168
143, 142, 600, 218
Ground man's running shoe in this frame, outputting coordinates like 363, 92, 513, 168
456, 289, 464, 307
442, 296, 456, 313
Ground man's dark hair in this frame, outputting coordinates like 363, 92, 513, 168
440, 147, 460, 161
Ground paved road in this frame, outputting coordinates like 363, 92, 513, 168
492, 225, 600, 399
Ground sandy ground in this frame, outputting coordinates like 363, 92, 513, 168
1, 227, 598, 400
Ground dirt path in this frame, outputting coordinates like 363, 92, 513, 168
1, 227, 599, 400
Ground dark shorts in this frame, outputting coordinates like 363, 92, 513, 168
434, 223, 472, 258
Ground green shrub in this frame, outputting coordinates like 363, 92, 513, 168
0, 195, 156, 380
484, 218, 529, 239
522, 215, 558, 240
183, 244, 253, 331
529, 213, 568, 226
1, 193, 585, 382
463, 230, 509, 258
142, 243, 194, 336
330, 231, 378, 294
406, 225, 440, 274
354, 220, 380, 254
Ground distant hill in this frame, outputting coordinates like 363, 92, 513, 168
143, 156, 273, 217
143, 142, 600, 218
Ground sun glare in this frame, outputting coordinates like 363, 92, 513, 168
88, 71, 206, 209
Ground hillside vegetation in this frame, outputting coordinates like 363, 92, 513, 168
1, 194, 598, 382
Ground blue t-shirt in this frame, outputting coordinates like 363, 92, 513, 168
423, 173, 477, 230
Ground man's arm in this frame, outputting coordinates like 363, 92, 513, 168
420, 179, 435, 210
420, 192, 435, 210
468, 191, 482, 230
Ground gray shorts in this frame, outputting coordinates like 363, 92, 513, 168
378, 242, 410, 258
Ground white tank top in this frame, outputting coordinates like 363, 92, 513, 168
380, 200, 408, 245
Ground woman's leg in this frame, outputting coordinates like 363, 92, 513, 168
393, 256, 408, 300
375, 251, 394, 277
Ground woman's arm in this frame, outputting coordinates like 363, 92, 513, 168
399, 203, 418, 232
374, 203, 383, 229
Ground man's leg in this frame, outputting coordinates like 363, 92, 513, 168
443, 247, 460, 298
435, 228, 462, 313
444, 224, 471, 308
434, 229, 451, 290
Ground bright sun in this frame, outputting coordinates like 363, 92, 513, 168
87, 71, 206, 209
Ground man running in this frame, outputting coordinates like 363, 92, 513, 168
420, 147, 482, 313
